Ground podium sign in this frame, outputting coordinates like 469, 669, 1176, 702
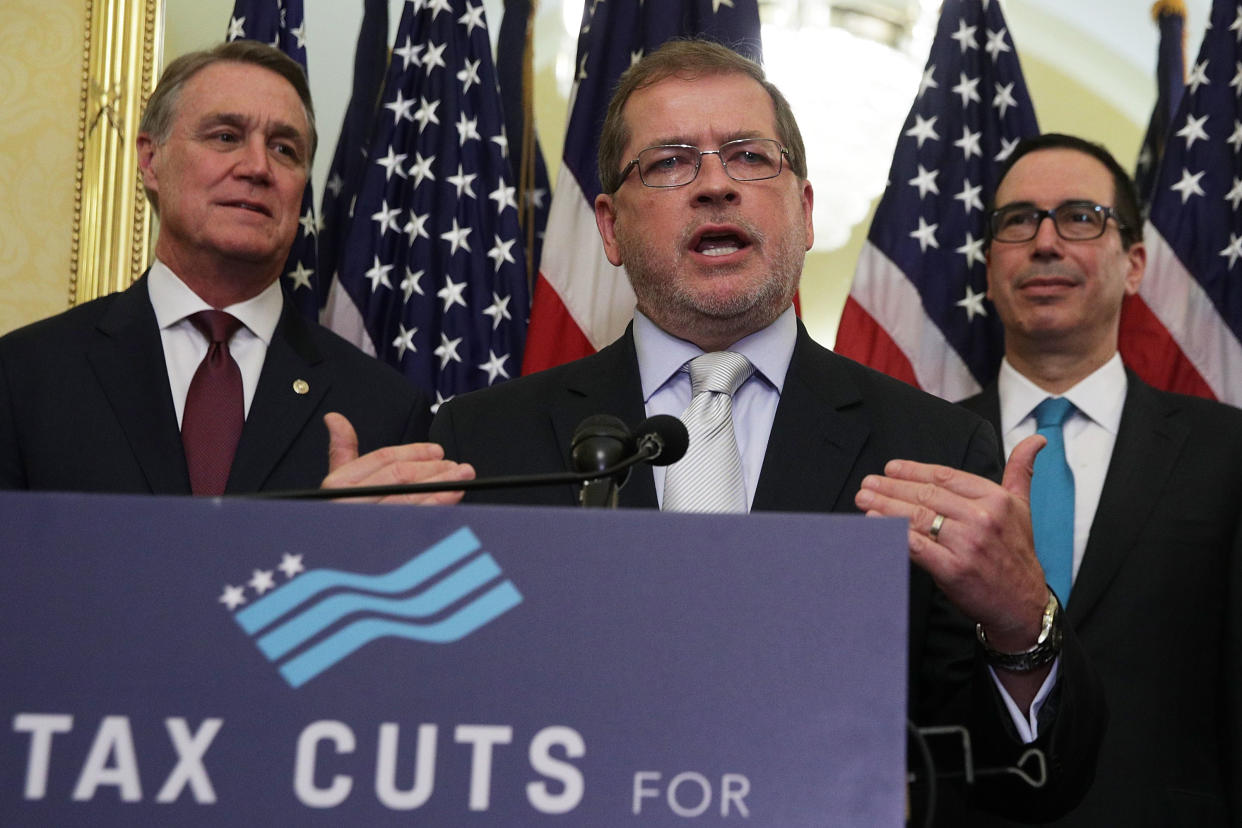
1, 492, 909, 826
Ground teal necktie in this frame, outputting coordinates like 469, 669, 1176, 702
1030, 397, 1076, 606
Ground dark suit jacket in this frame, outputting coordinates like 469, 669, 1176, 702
962, 373, 1242, 827
0, 276, 431, 494
432, 323, 1107, 825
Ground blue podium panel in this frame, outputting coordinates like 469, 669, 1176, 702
0, 492, 909, 826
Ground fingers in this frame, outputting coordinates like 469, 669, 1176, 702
325, 412, 360, 473
1001, 434, 1046, 501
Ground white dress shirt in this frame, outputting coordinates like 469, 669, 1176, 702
147, 260, 284, 426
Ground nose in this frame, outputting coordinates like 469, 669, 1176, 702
691, 151, 737, 205
1030, 212, 1063, 257
234, 135, 274, 183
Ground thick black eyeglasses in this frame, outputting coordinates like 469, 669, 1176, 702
989, 201, 1128, 243
617, 138, 790, 190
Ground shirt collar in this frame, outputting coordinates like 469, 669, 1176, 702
147, 259, 283, 345
633, 306, 798, 401
998, 352, 1127, 434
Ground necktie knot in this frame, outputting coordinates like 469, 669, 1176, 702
687, 351, 754, 396
1034, 396, 1074, 430
188, 310, 242, 346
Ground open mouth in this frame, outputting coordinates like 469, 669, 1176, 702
222, 200, 272, 217
692, 226, 751, 258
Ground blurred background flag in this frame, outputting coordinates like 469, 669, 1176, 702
226, 0, 320, 321
521, 0, 763, 375
325, 0, 529, 410
317, 0, 389, 312
1123, 0, 1242, 405
834, 0, 1039, 401
1134, 0, 1188, 211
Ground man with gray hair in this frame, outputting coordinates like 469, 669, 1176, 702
0, 41, 473, 499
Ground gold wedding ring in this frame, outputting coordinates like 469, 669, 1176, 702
929, 513, 945, 542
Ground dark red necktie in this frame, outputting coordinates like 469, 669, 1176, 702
181, 310, 244, 495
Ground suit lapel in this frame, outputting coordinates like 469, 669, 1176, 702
1067, 375, 1188, 627
753, 325, 871, 513
227, 307, 330, 492
87, 277, 191, 494
551, 329, 656, 508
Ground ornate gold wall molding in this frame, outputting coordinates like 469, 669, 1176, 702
71, 0, 163, 305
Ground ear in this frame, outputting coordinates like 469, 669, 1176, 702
594, 192, 624, 266
1123, 240, 1146, 296
800, 179, 814, 251
136, 132, 159, 195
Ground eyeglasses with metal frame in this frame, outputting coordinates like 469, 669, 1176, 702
616, 138, 790, 190
989, 201, 1128, 243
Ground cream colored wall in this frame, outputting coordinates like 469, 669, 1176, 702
0, 1, 87, 335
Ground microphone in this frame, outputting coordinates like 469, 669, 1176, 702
633, 414, 689, 467
571, 415, 637, 508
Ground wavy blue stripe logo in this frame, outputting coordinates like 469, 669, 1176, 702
219, 527, 522, 688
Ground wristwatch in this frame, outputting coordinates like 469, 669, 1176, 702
976, 588, 1063, 672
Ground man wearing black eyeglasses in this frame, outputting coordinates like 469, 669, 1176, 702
961, 132, 1242, 827
432, 41, 1105, 825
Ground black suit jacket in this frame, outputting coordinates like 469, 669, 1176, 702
432, 323, 1107, 824
962, 373, 1242, 827
0, 276, 431, 494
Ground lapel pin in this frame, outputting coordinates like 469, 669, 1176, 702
292, 379, 310, 395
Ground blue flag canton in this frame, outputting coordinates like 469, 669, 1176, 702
563, 0, 762, 203
868, 0, 1039, 385
1148, 0, 1242, 341
339, 0, 529, 410
226, 0, 320, 320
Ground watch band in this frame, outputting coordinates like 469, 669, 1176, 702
976, 588, 1063, 673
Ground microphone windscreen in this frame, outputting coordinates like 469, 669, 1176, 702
635, 414, 689, 466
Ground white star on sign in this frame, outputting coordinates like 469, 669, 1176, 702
908, 164, 940, 199
483, 292, 512, 330
435, 333, 463, 369
1171, 168, 1206, 204
905, 114, 940, 148
440, 219, 473, 255
477, 350, 510, 385
1177, 113, 1210, 149
365, 256, 393, 292
287, 261, 314, 291
278, 554, 305, 579
219, 584, 247, 610
910, 217, 940, 252
956, 284, 989, 321
392, 324, 418, 360
487, 235, 517, 271
248, 569, 276, 595
437, 276, 468, 312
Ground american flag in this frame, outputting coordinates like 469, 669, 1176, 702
327, 0, 528, 412
496, 0, 551, 280
1123, 0, 1242, 405
317, 0, 389, 312
1134, 0, 1188, 210
521, 0, 762, 375
226, 0, 320, 321
834, 0, 1039, 401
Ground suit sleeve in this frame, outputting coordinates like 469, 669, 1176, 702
0, 340, 26, 489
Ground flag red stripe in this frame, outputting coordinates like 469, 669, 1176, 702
835, 296, 921, 389
1118, 294, 1217, 400
521, 274, 596, 375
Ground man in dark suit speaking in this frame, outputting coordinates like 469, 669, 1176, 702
0, 41, 472, 501
431, 39, 1104, 824
961, 133, 1242, 826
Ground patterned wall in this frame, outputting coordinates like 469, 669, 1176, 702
0, 1, 85, 335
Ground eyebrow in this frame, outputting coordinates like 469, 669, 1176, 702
638, 130, 769, 149
197, 112, 309, 154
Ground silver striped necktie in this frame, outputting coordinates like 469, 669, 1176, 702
662, 351, 755, 513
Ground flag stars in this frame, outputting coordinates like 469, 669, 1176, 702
278, 553, 305, 579
952, 72, 981, 107
1231, 62, 1242, 96
488, 235, 517, 271
905, 114, 940, 147
492, 132, 510, 158
458, 3, 487, 35
956, 284, 989, 320
954, 126, 983, 160
993, 82, 1018, 118
393, 324, 419, 360
401, 268, 426, 302
248, 569, 276, 596
437, 277, 469, 312
955, 179, 984, 214
984, 28, 1011, 61
1187, 59, 1211, 95
422, 40, 448, 72
219, 584, 247, 611
456, 113, 481, 145
483, 292, 512, 330
457, 58, 482, 93
956, 233, 986, 269
908, 164, 940, 198
365, 256, 394, 292
409, 153, 437, 188
404, 211, 431, 243
414, 96, 442, 132
435, 333, 463, 368
287, 261, 314, 291
440, 219, 473, 254
385, 90, 416, 124
299, 208, 318, 237
1225, 177, 1242, 210
371, 200, 402, 235
712, 0, 735, 11
995, 136, 1020, 162
917, 65, 938, 99
1221, 234, 1242, 269
227, 16, 246, 41
375, 145, 409, 180
393, 37, 423, 70
1228, 121, 1242, 152
910, 217, 940, 251
489, 182, 518, 212
447, 165, 478, 199
477, 350, 511, 385
426, 0, 454, 21
1177, 113, 1210, 149
1171, 168, 1206, 204
950, 19, 978, 53
290, 23, 307, 50
1232, 6, 1242, 41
